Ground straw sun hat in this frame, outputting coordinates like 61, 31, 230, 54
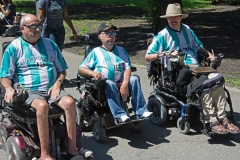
160, 3, 188, 18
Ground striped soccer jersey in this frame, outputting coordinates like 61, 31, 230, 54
0, 37, 68, 91
79, 46, 131, 82
147, 23, 203, 66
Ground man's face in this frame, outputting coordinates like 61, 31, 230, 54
21, 16, 41, 42
167, 16, 182, 30
99, 28, 116, 45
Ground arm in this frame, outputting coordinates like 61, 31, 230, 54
79, 67, 102, 80
63, 7, 77, 39
37, 8, 45, 24
145, 52, 165, 61
1, 78, 14, 103
198, 48, 215, 62
0, 5, 11, 17
48, 70, 66, 100
120, 68, 131, 98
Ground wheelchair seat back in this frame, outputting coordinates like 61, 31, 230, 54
84, 33, 102, 58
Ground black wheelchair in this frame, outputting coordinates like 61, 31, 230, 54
0, 42, 84, 160
146, 36, 234, 135
76, 33, 147, 143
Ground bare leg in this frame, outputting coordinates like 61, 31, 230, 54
31, 99, 52, 160
56, 96, 79, 154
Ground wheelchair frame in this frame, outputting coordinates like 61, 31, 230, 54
147, 53, 234, 135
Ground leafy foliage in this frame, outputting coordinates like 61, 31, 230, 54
143, 0, 162, 34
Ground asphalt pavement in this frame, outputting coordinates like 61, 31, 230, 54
0, 36, 240, 160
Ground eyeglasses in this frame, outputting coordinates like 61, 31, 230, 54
102, 31, 117, 37
23, 24, 43, 30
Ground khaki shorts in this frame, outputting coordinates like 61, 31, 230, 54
25, 89, 72, 107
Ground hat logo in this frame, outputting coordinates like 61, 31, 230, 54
105, 22, 112, 27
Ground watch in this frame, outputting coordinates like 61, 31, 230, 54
58, 80, 63, 85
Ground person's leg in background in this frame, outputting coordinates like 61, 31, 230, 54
55, 26, 65, 51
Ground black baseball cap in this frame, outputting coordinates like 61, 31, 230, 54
98, 21, 118, 33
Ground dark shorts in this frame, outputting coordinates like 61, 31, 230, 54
25, 90, 72, 107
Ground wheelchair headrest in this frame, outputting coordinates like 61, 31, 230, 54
85, 33, 102, 45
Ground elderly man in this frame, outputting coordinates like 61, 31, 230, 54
0, 14, 86, 160
145, 3, 240, 134
79, 21, 153, 124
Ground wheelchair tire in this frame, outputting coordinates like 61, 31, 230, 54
177, 117, 190, 134
132, 121, 144, 132
93, 124, 106, 143
6, 136, 26, 160
147, 96, 167, 125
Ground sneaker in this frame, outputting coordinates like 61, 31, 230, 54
118, 115, 131, 123
139, 111, 153, 119
79, 148, 93, 159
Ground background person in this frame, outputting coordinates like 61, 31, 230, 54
145, 3, 240, 134
79, 22, 153, 124
0, 14, 88, 160
36, 0, 77, 51
0, 0, 16, 35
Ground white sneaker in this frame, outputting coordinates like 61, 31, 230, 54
119, 115, 131, 123
140, 111, 153, 119
79, 148, 93, 158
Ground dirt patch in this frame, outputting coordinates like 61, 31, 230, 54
63, 4, 240, 88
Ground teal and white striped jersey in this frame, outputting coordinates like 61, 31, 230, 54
146, 23, 203, 66
79, 46, 131, 82
0, 36, 68, 91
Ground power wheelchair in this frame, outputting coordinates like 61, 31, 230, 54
0, 42, 84, 160
146, 35, 234, 135
76, 33, 147, 143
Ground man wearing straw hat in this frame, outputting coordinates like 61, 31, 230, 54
145, 3, 240, 135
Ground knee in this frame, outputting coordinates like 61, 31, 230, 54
130, 75, 140, 82
62, 96, 76, 111
35, 102, 49, 117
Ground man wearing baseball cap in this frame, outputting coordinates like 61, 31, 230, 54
145, 3, 239, 134
79, 21, 153, 124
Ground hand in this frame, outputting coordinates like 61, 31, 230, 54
171, 51, 178, 56
48, 84, 61, 100
94, 72, 103, 80
208, 53, 215, 62
4, 87, 15, 103
72, 30, 77, 40
120, 82, 129, 99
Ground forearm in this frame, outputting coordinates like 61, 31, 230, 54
1, 78, 13, 90
57, 71, 66, 81
199, 48, 212, 57
122, 68, 131, 85
64, 17, 76, 31
79, 67, 96, 77
145, 52, 164, 61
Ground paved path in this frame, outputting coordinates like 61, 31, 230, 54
0, 36, 239, 160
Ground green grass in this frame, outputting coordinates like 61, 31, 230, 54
12, 0, 213, 10
225, 77, 240, 86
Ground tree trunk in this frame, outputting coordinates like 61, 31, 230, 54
158, 0, 183, 32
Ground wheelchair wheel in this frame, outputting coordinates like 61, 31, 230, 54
93, 124, 106, 143
147, 96, 167, 125
177, 117, 190, 134
6, 136, 26, 160
132, 121, 144, 132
